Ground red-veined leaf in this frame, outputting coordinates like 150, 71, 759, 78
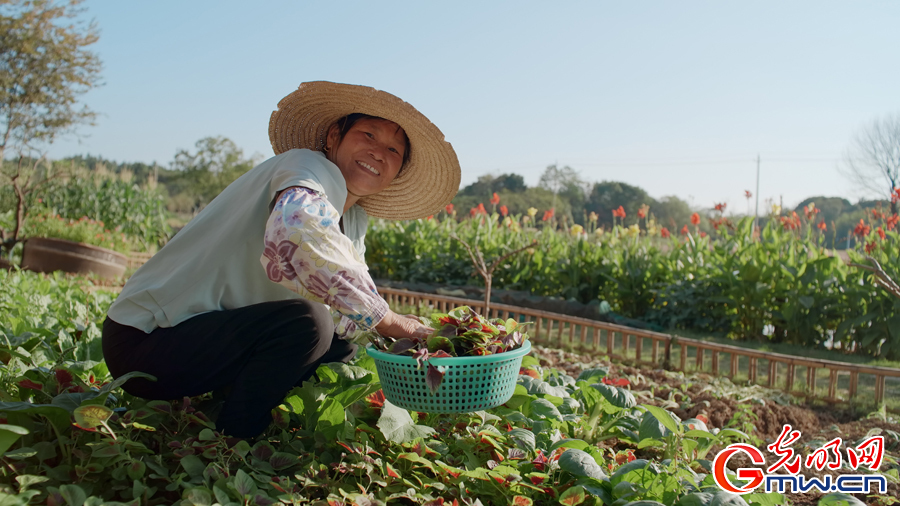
73, 405, 112, 429
426, 363, 445, 393
558, 485, 587, 505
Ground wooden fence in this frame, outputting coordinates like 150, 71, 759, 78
378, 286, 900, 408
122, 249, 900, 409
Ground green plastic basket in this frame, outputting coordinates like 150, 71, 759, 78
367, 340, 532, 413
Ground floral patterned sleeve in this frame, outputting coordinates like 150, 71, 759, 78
260, 186, 388, 337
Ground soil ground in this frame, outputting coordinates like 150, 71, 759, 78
530, 345, 900, 506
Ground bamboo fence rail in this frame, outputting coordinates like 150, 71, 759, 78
378, 286, 900, 408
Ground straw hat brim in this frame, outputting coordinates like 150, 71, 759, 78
268, 81, 460, 220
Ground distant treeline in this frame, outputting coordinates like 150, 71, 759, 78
452, 168, 891, 250
14, 139, 889, 249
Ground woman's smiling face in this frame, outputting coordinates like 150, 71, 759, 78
326, 117, 407, 205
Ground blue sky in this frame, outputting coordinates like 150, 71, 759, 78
45, 1, 900, 212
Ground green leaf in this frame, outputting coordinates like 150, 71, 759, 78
530, 398, 563, 421
269, 452, 297, 471
610, 459, 655, 487
232, 440, 251, 459
73, 405, 112, 429
126, 460, 146, 481
816, 493, 867, 506
0, 424, 28, 455
183, 488, 213, 506
519, 376, 570, 398
508, 428, 536, 452
59, 483, 87, 506
332, 383, 381, 409
591, 383, 636, 409
320, 362, 374, 384
233, 469, 255, 497
3, 447, 36, 460
558, 449, 607, 480
576, 367, 610, 384
550, 439, 590, 453
574, 477, 614, 504
643, 405, 681, 435
637, 439, 665, 449
314, 397, 346, 440
50, 392, 103, 413
0, 402, 72, 434
639, 410, 671, 440
180, 454, 205, 479
675, 491, 750, 506
15, 474, 49, 491
426, 336, 455, 355
377, 401, 436, 444
99, 371, 156, 394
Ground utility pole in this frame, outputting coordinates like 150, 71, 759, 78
754, 154, 760, 233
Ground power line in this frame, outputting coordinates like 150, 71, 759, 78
466, 157, 846, 172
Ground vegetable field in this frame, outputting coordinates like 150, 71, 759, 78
2, 269, 899, 505
366, 206, 900, 361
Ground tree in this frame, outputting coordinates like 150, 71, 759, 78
162, 136, 258, 213
653, 195, 694, 230
585, 181, 656, 229
0, 0, 102, 248
0, 0, 101, 160
840, 112, 900, 212
458, 173, 527, 197
539, 164, 588, 224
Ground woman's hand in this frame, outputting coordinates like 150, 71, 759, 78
375, 310, 433, 340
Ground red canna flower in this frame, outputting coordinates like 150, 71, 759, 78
872, 209, 883, 220
637, 208, 646, 219
614, 206, 626, 218
601, 377, 630, 387
470, 207, 477, 217
714, 202, 726, 212
865, 241, 877, 254
877, 227, 886, 240
690, 212, 700, 225
477, 203, 487, 215
660, 227, 670, 238
519, 368, 540, 379
887, 214, 900, 230
699, 232, 707, 238
500, 205, 508, 217
817, 221, 827, 231
853, 219, 871, 237
893, 188, 900, 204
681, 225, 689, 235
445, 203, 454, 214
427, 215, 433, 220
490, 192, 500, 205
744, 190, 752, 198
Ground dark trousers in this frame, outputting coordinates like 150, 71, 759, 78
102, 299, 357, 438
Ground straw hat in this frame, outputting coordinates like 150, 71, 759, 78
269, 81, 460, 220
